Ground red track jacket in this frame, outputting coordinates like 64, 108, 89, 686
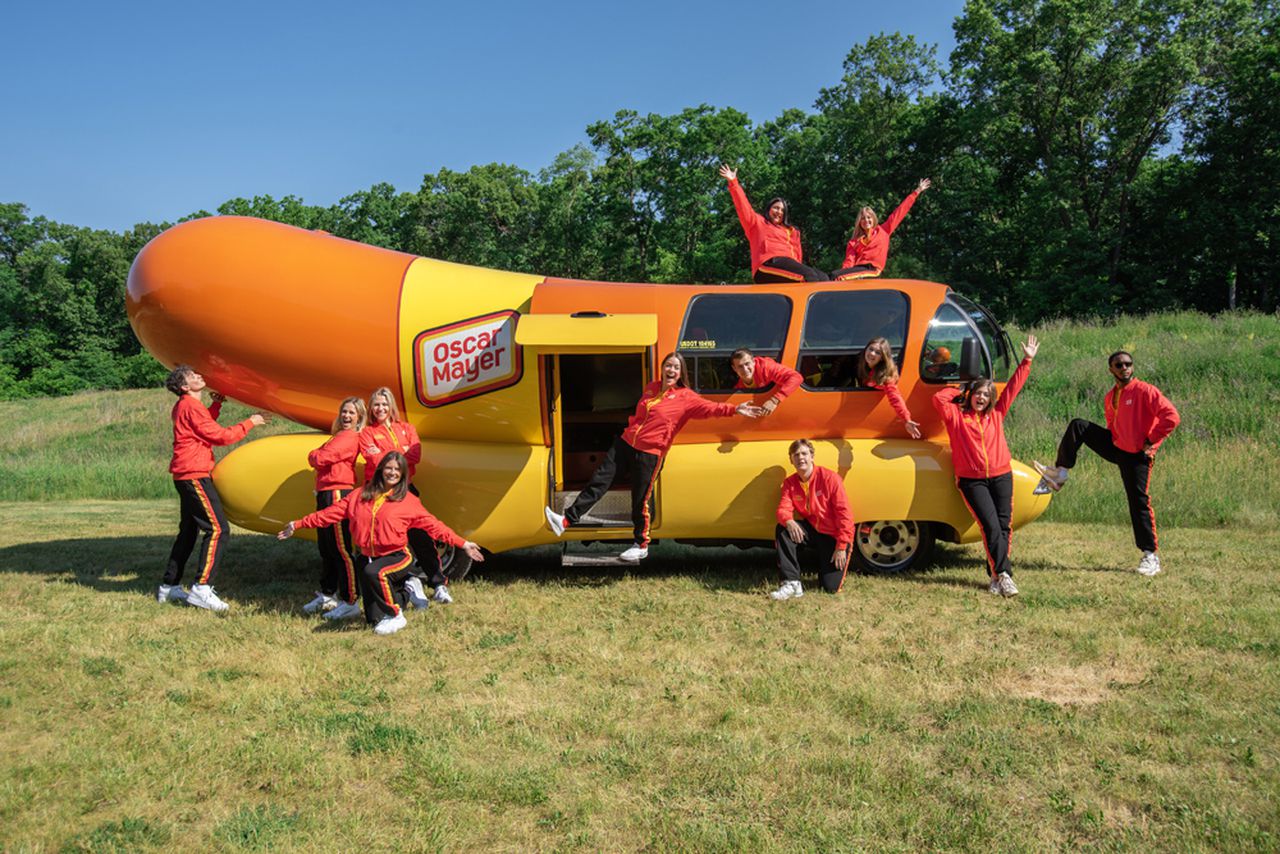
733, 356, 803, 400
727, 178, 804, 273
359, 421, 422, 481
308, 429, 362, 491
296, 489, 465, 558
866, 380, 913, 423
622, 382, 737, 456
842, 191, 919, 272
1104, 379, 1180, 454
169, 395, 255, 481
777, 465, 854, 551
931, 357, 1032, 479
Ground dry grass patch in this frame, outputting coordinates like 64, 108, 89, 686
1004, 661, 1148, 707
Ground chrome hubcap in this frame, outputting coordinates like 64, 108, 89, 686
856, 520, 921, 568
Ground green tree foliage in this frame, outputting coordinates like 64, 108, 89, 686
3, 1, 1274, 398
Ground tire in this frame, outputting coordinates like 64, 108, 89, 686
437, 542, 474, 581
851, 520, 935, 574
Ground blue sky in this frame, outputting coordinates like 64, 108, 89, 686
3, 0, 964, 231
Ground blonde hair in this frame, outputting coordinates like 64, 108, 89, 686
852, 206, 878, 241
857, 337, 900, 386
368, 387, 402, 424
331, 396, 368, 435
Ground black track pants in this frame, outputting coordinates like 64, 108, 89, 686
361, 551, 415, 624
830, 263, 879, 281
754, 256, 830, 284
775, 521, 848, 593
315, 488, 359, 603
956, 472, 1014, 579
164, 477, 229, 587
1054, 418, 1158, 552
406, 484, 448, 587
565, 437, 662, 547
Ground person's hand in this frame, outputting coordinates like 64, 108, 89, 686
1022, 334, 1039, 360
277, 522, 296, 540
917, 178, 932, 194
760, 397, 780, 416
1143, 440, 1156, 459
905, 420, 922, 439
463, 541, 486, 562
785, 519, 807, 544
736, 403, 765, 418
833, 546, 850, 572
719, 164, 737, 182
209, 391, 226, 403
249, 413, 267, 427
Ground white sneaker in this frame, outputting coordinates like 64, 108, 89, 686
1136, 552, 1162, 576
996, 572, 1019, 597
157, 584, 188, 604
769, 580, 804, 600
988, 576, 1000, 595
404, 577, 431, 609
619, 545, 648, 562
324, 601, 363, 621
372, 613, 407, 635
1032, 461, 1068, 492
302, 592, 337, 614
544, 506, 566, 537
187, 584, 230, 612
431, 584, 453, 605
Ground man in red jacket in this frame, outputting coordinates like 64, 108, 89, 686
730, 348, 803, 415
159, 365, 266, 611
1034, 351, 1180, 576
772, 439, 854, 599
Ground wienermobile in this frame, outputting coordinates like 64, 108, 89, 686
126, 216, 1051, 578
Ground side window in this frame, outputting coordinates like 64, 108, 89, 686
950, 293, 1013, 381
798, 290, 909, 390
921, 301, 989, 383
677, 293, 792, 392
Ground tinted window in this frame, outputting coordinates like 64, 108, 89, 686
798, 290, 909, 390
677, 293, 792, 392
920, 301, 989, 383
950, 293, 1013, 381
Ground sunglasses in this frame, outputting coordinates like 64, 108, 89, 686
1112, 360, 1134, 368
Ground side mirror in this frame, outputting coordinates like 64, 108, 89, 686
959, 338, 985, 381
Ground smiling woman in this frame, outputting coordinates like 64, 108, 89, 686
719, 164, 829, 284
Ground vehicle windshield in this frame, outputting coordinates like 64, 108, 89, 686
949, 293, 1013, 381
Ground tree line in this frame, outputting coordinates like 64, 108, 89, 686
2, 0, 1275, 399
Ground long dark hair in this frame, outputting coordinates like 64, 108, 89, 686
763, 197, 792, 227
659, 352, 689, 389
362, 452, 411, 501
958, 379, 997, 414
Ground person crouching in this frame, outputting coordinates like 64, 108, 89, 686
772, 439, 854, 600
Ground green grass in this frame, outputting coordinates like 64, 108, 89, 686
1, 501, 1278, 851
1, 311, 1276, 528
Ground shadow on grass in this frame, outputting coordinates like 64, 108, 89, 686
1, 534, 1087, 608
0, 534, 322, 617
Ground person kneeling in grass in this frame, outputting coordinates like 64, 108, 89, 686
1033, 350, 1180, 577
772, 439, 854, 600
278, 453, 484, 636
158, 365, 267, 612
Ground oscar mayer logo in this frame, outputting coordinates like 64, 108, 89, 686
413, 310, 522, 407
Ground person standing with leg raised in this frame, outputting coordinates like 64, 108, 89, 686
1034, 351, 1180, 576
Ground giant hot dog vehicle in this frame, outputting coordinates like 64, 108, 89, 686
126, 216, 1050, 576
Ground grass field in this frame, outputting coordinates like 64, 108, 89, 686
1, 310, 1278, 850
1, 502, 1277, 851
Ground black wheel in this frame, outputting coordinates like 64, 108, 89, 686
851, 520, 935, 574
437, 542, 474, 581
